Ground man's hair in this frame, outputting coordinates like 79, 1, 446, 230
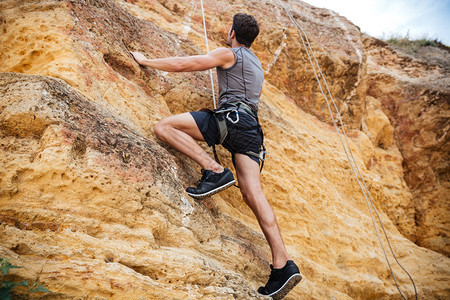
231, 13, 259, 47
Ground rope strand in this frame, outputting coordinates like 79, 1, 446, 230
276, 1, 417, 299
199, 0, 217, 109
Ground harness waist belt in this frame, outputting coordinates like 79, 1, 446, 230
214, 102, 257, 144
200, 101, 268, 171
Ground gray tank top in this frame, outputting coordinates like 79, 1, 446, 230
216, 47, 264, 112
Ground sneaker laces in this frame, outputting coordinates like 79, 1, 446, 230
267, 264, 285, 285
194, 169, 208, 187
259, 265, 277, 294
262, 265, 275, 285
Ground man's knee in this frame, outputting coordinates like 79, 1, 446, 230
240, 187, 251, 201
240, 186, 263, 202
153, 119, 168, 140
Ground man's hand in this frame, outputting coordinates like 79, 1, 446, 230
130, 51, 147, 65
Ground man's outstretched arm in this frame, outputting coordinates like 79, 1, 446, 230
131, 48, 235, 72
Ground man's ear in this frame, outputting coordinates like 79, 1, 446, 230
230, 30, 236, 39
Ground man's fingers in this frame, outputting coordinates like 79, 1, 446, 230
130, 51, 144, 65
130, 51, 139, 59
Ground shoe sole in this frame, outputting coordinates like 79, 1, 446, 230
267, 273, 303, 300
186, 179, 236, 200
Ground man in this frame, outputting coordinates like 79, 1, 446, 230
131, 13, 302, 299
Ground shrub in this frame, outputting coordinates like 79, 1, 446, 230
0, 258, 51, 300
388, 37, 440, 50
382, 32, 448, 53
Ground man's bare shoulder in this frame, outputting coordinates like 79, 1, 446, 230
209, 47, 234, 57
208, 47, 235, 68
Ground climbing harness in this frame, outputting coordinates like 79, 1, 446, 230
202, 102, 268, 172
276, 1, 418, 299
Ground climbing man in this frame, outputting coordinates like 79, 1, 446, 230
131, 13, 302, 299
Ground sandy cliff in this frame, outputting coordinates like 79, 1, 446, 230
0, 0, 449, 299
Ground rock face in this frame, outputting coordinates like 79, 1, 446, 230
363, 36, 450, 256
0, 0, 448, 299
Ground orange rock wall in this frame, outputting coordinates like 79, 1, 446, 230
0, 0, 449, 299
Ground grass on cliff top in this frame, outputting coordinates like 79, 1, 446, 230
382, 33, 449, 53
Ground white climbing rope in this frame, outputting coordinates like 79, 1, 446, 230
276, 1, 418, 299
199, 0, 217, 109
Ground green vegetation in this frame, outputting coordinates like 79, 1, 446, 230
1, 258, 51, 299
382, 32, 448, 53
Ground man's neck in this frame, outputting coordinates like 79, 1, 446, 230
230, 40, 248, 48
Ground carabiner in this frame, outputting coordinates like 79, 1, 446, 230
259, 150, 270, 161
226, 110, 239, 124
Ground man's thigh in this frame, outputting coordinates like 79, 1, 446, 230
158, 112, 205, 141
234, 153, 263, 193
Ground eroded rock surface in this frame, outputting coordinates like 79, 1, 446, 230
364, 35, 450, 256
0, 0, 449, 299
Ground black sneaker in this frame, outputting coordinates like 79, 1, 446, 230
258, 260, 302, 299
186, 168, 235, 200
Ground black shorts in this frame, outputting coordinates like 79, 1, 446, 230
190, 109, 263, 166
